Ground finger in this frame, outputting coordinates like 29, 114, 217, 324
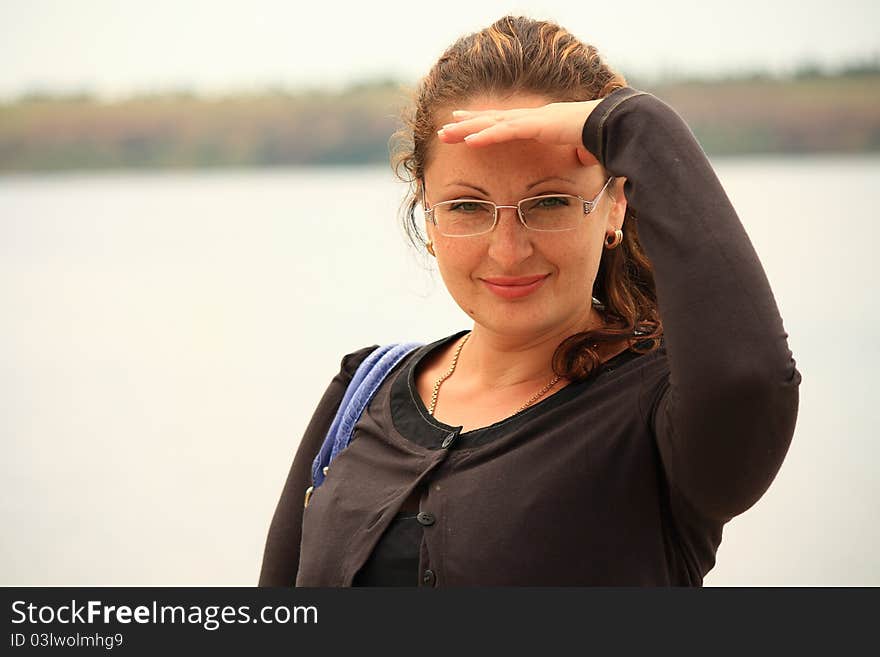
437, 115, 513, 143
460, 120, 538, 147
440, 107, 578, 148
440, 107, 536, 140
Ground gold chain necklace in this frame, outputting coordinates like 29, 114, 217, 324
427, 332, 562, 416
515, 372, 563, 412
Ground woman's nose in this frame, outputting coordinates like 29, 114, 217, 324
487, 207, 533, 267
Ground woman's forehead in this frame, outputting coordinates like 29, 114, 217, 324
424, 92, 604, 191
425, 139, 596, 191
433, 142, 575, 175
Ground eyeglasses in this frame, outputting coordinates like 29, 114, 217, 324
420, 177, 613, 238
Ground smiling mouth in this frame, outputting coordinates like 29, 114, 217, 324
480, 274, 550, 299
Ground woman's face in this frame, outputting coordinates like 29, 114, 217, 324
423, 93, 627, 339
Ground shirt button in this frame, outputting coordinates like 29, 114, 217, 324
416, 511, 436, 526
441, 432, 456, 448
422, 569, 436, 587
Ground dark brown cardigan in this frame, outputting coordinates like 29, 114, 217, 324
258, 87, 802, 586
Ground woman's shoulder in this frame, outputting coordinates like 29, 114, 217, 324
336, 338, 436, 380
335, 331, 470, 389
338, 344, 382, 379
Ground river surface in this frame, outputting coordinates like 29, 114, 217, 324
1, 157, 877, 585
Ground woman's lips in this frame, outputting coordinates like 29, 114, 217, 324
481, 274, 550, 299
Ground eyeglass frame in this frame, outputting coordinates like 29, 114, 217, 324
421, 176, 614, 237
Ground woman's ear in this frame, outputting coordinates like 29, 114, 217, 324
416, 178, 434, 241
608, 176, 628, 231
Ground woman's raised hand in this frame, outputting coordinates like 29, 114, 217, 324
436, 100, 603, 167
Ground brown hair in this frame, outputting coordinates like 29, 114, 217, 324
390, 15, 663, 382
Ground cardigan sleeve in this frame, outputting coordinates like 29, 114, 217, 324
257, 344, 379, 586
582, 87, 802, 523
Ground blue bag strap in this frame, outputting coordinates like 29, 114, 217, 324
309, 342, 423, 491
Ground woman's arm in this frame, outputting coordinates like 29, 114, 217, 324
440, 87, 802, 523
582, 88, 801, 522
257, 344, 378, 586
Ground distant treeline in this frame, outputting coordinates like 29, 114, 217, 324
1, 71, 878, 172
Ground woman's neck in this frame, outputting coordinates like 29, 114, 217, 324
455, 305, 605, 390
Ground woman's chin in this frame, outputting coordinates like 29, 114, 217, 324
457, 290, 593, 338
469, 307, 561, 337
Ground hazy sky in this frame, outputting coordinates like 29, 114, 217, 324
1, 0, 877, 99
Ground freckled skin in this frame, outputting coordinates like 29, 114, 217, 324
424, 93, 626, 341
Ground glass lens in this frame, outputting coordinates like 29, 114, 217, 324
434, 200, 496, 236
520, 195, 582, 231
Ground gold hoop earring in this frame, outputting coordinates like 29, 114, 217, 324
426, 240, 436, 257
604, 229, 623, 250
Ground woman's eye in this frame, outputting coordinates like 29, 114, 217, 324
534, 196, 570, 208
449, 201, 489, 213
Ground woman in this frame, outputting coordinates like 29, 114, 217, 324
259, 16, 801, 586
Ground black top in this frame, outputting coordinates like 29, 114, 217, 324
351, 336, 653, 586
351, 512, 423, 586
258, 87, 802, 587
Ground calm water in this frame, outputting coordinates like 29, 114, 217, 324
1, 158, 878, 585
